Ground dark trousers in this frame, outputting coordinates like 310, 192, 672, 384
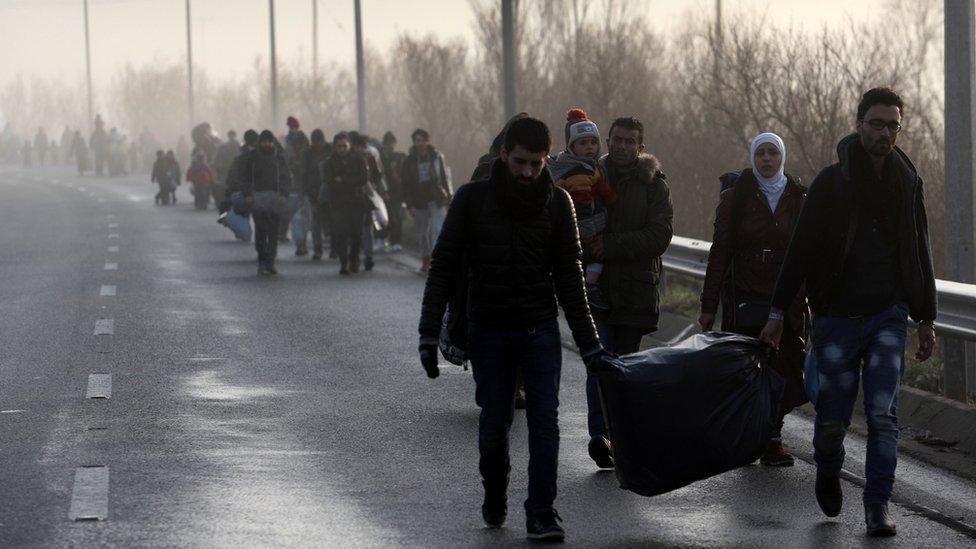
193, 186, 209, 210
468, 319, 562, 514
810, 304, 908, 505
385, 197, 403, 245
586, 313, 646, 439
311, 204, 328, 255
331, 205, 365, 268
253, 211, 280, 264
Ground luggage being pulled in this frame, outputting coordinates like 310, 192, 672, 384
594, 332, 783, 497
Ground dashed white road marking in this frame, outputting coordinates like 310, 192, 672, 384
93, 319, 114, 335
108, 223, 118, 229
100, 285, 116, 296
103, 263, 118, 271
108, 233, 119, 239
108, 246, 119, 253
85, 374, 112, 399
68, 466, 109, 521
0, 409, 25, 414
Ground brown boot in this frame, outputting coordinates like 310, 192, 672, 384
760, 438, 795, 466
420, 255, 431, 273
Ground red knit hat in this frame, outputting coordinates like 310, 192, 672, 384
286, 116, 300, 129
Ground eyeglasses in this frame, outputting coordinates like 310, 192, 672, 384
862, 119, 903, 133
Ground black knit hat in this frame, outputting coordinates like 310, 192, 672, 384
258, 129, 275, 142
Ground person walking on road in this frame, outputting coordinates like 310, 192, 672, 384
321, 132, 368, 275
186, 152, 217, 210
304, 129, 332, 261
380, 131, 406, 253
760, 88, 937, 537
72, 131, 89, 175
402, 128, 452, 273
418, 117, 607, 542
91, 115, 109, 176
286, 130, 311, 254
33, 128, 49, 166
351, 132, 386, 271
164, 150, 181, 204
151, 150, 174, 205
213, 130, 240, 207
243, 130, 292, 276
583, 116, 674, 471
698, 132, 809, 467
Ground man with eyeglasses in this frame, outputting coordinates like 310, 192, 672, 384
760, 87, 937, 537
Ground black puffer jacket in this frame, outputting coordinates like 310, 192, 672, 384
418, 159, 601, 356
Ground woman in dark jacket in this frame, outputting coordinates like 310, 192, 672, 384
698, 132, 808, 466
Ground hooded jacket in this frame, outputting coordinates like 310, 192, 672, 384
598, 154, 674, 330
418, 158, 601, 356
402, 146, 451, 208
242, 146, 291, 197
771, 134, 937, 322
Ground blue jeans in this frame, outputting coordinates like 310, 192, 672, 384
809, 303, 909, 505
468, 319, 562, 514
586, 314, 646, 438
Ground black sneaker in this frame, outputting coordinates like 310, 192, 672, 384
588, 436, 614, 469
364, 257, 374, 271
339, 267, 350, 276
815, 471, 843, 517
266, 263, 278, 275
526, 509, 564, 543
257, 262, 270, 276
481, 482, 507, 528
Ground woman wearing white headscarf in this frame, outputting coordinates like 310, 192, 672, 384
698, 132, 809, 466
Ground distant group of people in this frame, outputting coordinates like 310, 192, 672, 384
417, 87, 935, 542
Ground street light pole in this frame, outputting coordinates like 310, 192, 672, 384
269, 0, 279, 130
501, 0, 517, 121
944, 0, 976, 402
354, 0, 366, 133
312, 0, 319, 80
186, 0, 194, 129
83, 0, 93, 133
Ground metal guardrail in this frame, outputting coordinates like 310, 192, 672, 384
663, 236, 976, 341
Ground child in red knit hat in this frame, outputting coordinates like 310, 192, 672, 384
550, 108, 617, 309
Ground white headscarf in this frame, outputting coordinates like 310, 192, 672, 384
749, 132, 788, 212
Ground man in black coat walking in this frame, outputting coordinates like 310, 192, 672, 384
243, 130, 291, 275
417, 117, 606, 542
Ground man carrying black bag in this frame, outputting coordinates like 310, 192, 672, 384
417, 117, 606, 543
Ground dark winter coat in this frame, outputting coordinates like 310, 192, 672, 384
401, 146, 451, 208
224, 145, 252, 195
321, 151, 369, 208
242, 148, 291, 196
213, 139, 240, 180
418, 159, 601, 355
151, 158, 172, 184
302, 144, 330, 202
700, 169, 807, 333
771, 134, 937, 322
381, 148, 406, 200
598, 154, 674, 330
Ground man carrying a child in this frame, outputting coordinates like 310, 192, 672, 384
559, 113, 674, 471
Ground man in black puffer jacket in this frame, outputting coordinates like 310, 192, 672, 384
417, 117, 605, 543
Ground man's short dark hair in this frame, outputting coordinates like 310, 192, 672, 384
333, 131, 349, 145
227, 130, 237, 140
383, 131, 397, 145
350, 133, 368, 148
857, 87, 905, 120
243, 129, 258, 146
411, 128, 430, 141
503, 117, 551, 154
608, 117, 644, 144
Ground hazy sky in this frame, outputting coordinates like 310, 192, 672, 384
0, 0, 880, 89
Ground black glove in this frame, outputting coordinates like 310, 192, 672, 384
584, 350, 617, 374
419, 344, 440, 379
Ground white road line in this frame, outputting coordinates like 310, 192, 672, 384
93, 319, 114, 335
99, 285, 116, 296
68, 466, 109, 521
0, 409, 25, 414
103, 263, 118, 271
85, 374, 112, 399
108, 223, 118, 229
108, 246, 119, 253
108, 233, 119, 239
107, 214, 115, 219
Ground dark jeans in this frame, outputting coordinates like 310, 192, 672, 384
311, 204, 328, 255
385, 196, 403, 246
193, 186, 209, 210
331, 205, 365, 268
810, 303, 908, 505
253, 210, 280, 264
586, 312, 646, 438
468, 319, 562, 514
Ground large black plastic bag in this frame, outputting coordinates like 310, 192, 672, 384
595, 332, 784, 497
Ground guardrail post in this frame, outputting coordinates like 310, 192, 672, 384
944, 0, 976, 402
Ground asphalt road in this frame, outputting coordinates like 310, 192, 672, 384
1, 165, 974, 548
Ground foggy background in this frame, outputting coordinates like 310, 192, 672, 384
0, 0, 946, 270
